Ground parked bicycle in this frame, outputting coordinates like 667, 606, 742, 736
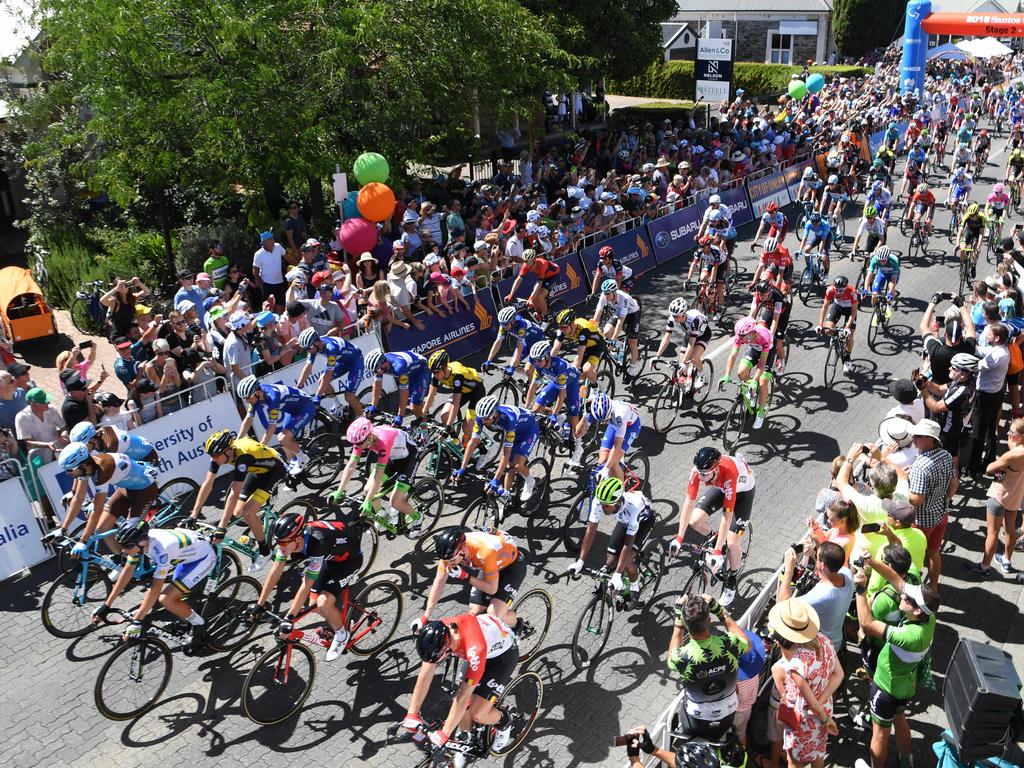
70, 279, 111, 336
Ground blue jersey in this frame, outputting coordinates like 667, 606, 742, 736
90, 453, 159, 495
310, 336, 361, 369
379, 351, 428, 391
499, 317, 545, 354
908, 148, 926, 165
249, 384, 314, 429
101, 426, 155, 461
474, 404, 537, 447
803, 220, 832, 240
532, 354, 580, 390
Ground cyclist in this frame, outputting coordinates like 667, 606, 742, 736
749, 279, 791, 371
68, 421, 158, 463
295, 328, 365, 418
795, 166, 823, 204
986, 182, 1011, 244
330, 416, 422, 534
250, 509, 364, 662
863, 245, 901, 320
566, 476, 654, 609
749, 200, 788, 249
882, 122, 900, 152
798, 211, 833, 282
482, 305, 545, 373
655, 298, 712, 394
186, 429, 285, 571
719, 316, 775, 430
453, 395, 539, 502
413, 525, 525, 631
669, 446, 756, 607
871, 153, 894, 187
90, 517, 215, 653
236, 376, 316, 475
686, 236, 729, 322
1005, 144, 1024, 189
898, 150, 925, 202
667, 592, 750, 738
590, 245, 634, 294
748, 237, 794, 293
551, 307, 605, 389
957, 203, 988, 279
503, 248, 560, 327
946, 165, 973, 209
851, 206, 886, 255
866, 180, 893, 225
698, 195, 736, 255
973, 128, 991, 170
577, 393, 641, 483
401, 614, 519, 757
952, 140, 973, 170
815, 275, 860, 375
364, 349, 429, 426
424, 350, 485, 447
592, 278, 643, 376
906, 183, 936, 236
57, 443, 160, 557
525, 340, 585, 466
819, 174, 849, 220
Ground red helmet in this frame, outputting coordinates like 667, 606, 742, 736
981, 129, 988, 136
766, 201, 779, 213
599, 246, 613, 258
697, 235, 713, 247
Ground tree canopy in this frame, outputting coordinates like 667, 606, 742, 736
833, 0, 908, 59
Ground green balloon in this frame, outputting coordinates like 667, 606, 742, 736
353, 152, 390, 185
788, 80, 808, 100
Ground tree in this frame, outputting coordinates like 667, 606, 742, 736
833, 0, 908, 59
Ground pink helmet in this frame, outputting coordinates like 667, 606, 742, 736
734, 317, 758, 337
994, 182, 1006, 194
346, 416, 374, 445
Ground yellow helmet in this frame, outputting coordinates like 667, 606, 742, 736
966, 203, 980, 217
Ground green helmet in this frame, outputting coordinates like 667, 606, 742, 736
595, 476, 625, 505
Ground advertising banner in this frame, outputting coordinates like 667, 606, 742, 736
495, 252, 591, 310
647, 205, 702, 265
719, 184, 753, 228
0, 477, 50, 579
783, 160, 814, 203
694, 38, 734, 103
383, 290, 499, 361
746, 171, 792, 217
579, 227, 657, 279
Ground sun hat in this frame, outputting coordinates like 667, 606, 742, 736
389, 261, 410, 279
768, 597, 820, 644
909, 419, 941, 441
878, 417, 913, 448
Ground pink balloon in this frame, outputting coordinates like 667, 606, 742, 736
338, 217, 378, 254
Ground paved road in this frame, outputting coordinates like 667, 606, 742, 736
5, 134, 1024, 768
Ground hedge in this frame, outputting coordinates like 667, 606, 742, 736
610, 62, 873, 101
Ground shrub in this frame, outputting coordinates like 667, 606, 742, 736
85, 228, 177, 289
39, 237, 112, 309
176, 220, 256, 275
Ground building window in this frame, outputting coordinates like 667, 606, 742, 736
768, 32, 793, 64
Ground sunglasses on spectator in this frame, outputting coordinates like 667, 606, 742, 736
172, 320, 185, 326
901, 592, 919, 609
771, 632, 795, 649
155, 351, 168, 357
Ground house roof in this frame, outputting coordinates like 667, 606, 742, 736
675, 0, 831, 12
927, 0, 1014, 12
662, 22, 696, 49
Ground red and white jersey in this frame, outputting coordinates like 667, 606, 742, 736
444, 612, 517, 686
686, 455, 755, 513
824, 284, 859, 309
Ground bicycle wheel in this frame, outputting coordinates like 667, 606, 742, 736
200, 575, 262, 652
721, 396, 748, 453
490, 671, 544, 757
491, 379, 520, 407
522, 456, 551, 514
210, 547, 244, 589
637, 541, 665, 604
797, 266, 815, 306
242, 641, 317, 725
94, 637, 173, 720
415, 441, 453, 482
693, 358, 714, 405
276, 497, 321, 525
153, 476, 200, 527
867, 305, 884, 350
41, 568, 112, 639
298, 432, 345, 491
652, 378, 683, 433
409, 477, 444, 537
461, 495, 500, 529
349, 579, 402, 656
546, 299, 567, 323
958, 255, 972, 297
595, 367, 616, 399
737, 519, 755, 562
629, 449, 651, 494
561, 491, 591, 555
823, 338, 841, 388
726, 256, 741, 291
511, 588, 552, 665
353, 520, 379, 578
570, 591, 613, 669
70, 297, 101, 336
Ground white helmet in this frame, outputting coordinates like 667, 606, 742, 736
236, 375, 260, 399
828, 174, 840, 184
497, 306, 517, 325
668, 297, 688, 315
365, 349, 384, 372
802, 167, 815, 179
476, 395, 499, 420
297, 327, 320, 350
708, 194, 722, 205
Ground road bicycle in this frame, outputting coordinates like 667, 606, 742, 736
411, 419, 498, 484
720, 374, 776, 453
956, 240, 978, 296
986, 214, 1007, 264
92, 576, 262, 720
569, 543, 665, 669
70, 279, 111, 336
240, 578, 402, 724
650, 357, 715, 432
458, 459, 551, 529
796, 250, 827, 306
821, 325, 853, 388
1012, 178, 1024, 215
947, 198, 963, 244
664, 526, 754, 608
561, 459, 651, 555
866, 289, 898, 350
906, 214, 932, 263
598, 333, 652, 386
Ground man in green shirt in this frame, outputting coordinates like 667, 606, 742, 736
863, 500, 927, 596
203, 240, 230, 290
854, 561, 939, 768
857, 543, 919, 678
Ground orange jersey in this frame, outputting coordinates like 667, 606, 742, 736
442, 529, 519, 581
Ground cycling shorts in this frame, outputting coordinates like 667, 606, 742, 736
695, 487, 755, 532
331, 357, 365, 394
756, 304, 791, 339
278, 402, 317, 435
692, 325, 713, 350
606, 509, 654, 557
805, 231, 832, 250
600, 418, 641, 453
170, 542, 217, 594
311, 553, 364, 601
403, 368, 431, 406
507, 425, 539, 461
539, 274, 559, 292
826, 304, 854, 326
383, 445, 418, 490
107, 483, 159, 520
872, 272, 897, 293
702, 260, 729, 284
742, 345, 778, 372
240, 459, 285, 505
452, 381, 485, 419
469, 551, 527, 608
467, 645, 519, 703
536, 379, 582, 417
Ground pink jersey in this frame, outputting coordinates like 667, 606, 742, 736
354, 425, 409, 463
734, 324, 773, 354
987, 191, 1010, 209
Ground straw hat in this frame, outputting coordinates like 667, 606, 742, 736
768, 598, 820, 644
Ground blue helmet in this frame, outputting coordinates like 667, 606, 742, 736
69, 421, 97, 444
58, 442, 91, 472
601, 279, 618, 293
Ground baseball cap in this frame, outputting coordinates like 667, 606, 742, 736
882, 498, 916, 525
6, 362, 29, 376
64, 372, 88, 392
135, 304, 153, 316
176, 268, 194, 280
887, 379, 918, 405
114, 337, 132, 350
901, 583, 933, 615
259, 230, 273, 242
208, 306, 227, 321
227, 311, 250, 330
196, 272, 212, 282
25, 387, 52, 404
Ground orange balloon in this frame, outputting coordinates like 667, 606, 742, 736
357, 182, 396, 222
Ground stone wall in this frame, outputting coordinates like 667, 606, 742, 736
674, 17, 821, 64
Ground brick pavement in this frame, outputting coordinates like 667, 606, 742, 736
4, 149, 1024, 768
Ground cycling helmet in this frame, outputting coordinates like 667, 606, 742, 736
205, 429, 236, 456
865, 206, 878, 218
697, 235, 713, 247
674, 741, 721, 768
668, 297, 689, 316
734, 316, 758, 337
58, 442, 91, 472
874, 245, 893, 261
297, 327, 320, 350
967, 203, 981, 217
69, 421, 97, 444
427, 350, 449, 371
555, 308, 575, 325
802, 167, 815, 179
601, 278, 618, 293
271, 511, 306, 543
916, 183, 928, 193
755, 279, 773, 295
363, 347, 389, 374
434, 526, 469, 560
693, 446, 722, 472
476, 395, 499, 420
840, 132, 850, 144
497, 306, 517, 326
827, 174, 839, 185
981, 129, 989, 136
594, 476, 624, 505
762, 237, 779, 254
598, 245, 614, 258
871, 180, 884, 193
708, 194, 722, 205
994, 182, 1006, 194
115, 517, 150, 547
872, 158, 883, 168
236, 375, 260, 400
529, 340, 552, 361
589, 393, 612, 422
951, 353, 980, 373
522, 248, 538, 263
345, 416, 374, 445
766, 201, 779, 213
415, 621, 451, 663
833, 275, 849, 289
809, 212, 822, 223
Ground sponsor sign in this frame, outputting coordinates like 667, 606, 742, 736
695, 38, 734, 103
0, 477, 50, 579
579, 227, 657, 279
495, 252, 591, 310
647, 205, 702, 265
746, 171, 792, 217
783, 160, 814, 202
719, 185, 753, 228
383, 290, 499, 361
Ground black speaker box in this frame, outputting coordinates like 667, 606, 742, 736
943, 638, 1022, 764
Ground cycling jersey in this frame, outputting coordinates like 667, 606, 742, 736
274, 518, 361, 572
475, 404, 538, 455
596, 289, 640, 318
668, 631, 750, 719
443, 612, 517, 686
248, 383, 315, 431
697, 246, 728, 269
98, 426, 156, 462
532, 355, 582, 415
378, 351, 429, 394
213, 437, 283, 479
311, 337, 364, 392
760, 211, 787, 231
868, 254, 901, 279
823, 185, 848, 202
867, 188, 892, 211
702, 205, 733, 227
686, 454, 756, 513
666, 309, 709, 339
587, 398, 639, 435
987, 191, 1010, 211
911, 191, 936, 209
857, 217, 886, 237
586, 489, 651, 533
802, 220, 832, 242
129, 527, 213, 583
759, 245, 793, 272
733, 324, 773, 355
908, 148, 927, 165
556, 318, 603, 351
1009, 151, 1024, 168
353, 425, 411, 464
963, 214, 986, 233
90, 453, 159, 495
440, 529, 519, 582
751, 287, 789, 318
594, 258, 634, 286
433, 362, 483, 396
518, 258, 560, 281
824, 285, 860, 308
498, 316, 545, 353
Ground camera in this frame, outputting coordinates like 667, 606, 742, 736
852, 553, 866, 569
791, 542, 804, 555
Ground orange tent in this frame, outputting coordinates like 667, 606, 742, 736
0, 267, 57, 342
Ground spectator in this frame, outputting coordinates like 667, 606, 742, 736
807, 499, 860, 563
768, 597, 842, 768
504, 220, 527, 264
966, 416, 1024, 577
874, 418, 918, 471
856, 543, 916, 681
446, 199, 466, 241
57, 342, 98, 386
915, 354, 976, 471
778, 541, 854, 650
331, 268, 360, 332
203, 240, 230, 290
173, 269, 208, 327
60, 371, 98, 426
386, 261, 426, 331
15, 387, 65, 462
95, 391, 137, 430
100, 277, 150, 338
291, 271, 347, 336
157, 309, 194, 364
283, 200, 307, 263
969, 321, 1010, 477
859, 500, 927, 596
419, 202, 443, 245
143, 339, 183, 414
884, 379, 924, 424
902, 419, 955, 589
355, 252, 382, 301
836, 445, 905, 523
0, 370, 27, 432
400, 214, 423, 258
134, 377, 162, 423
223, 311, 255, 393
282, 301, 312, 342
253, 230, 288, 307
814, 455, 846, 520
8, 362, 33, 390
918, 295, 975, 389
